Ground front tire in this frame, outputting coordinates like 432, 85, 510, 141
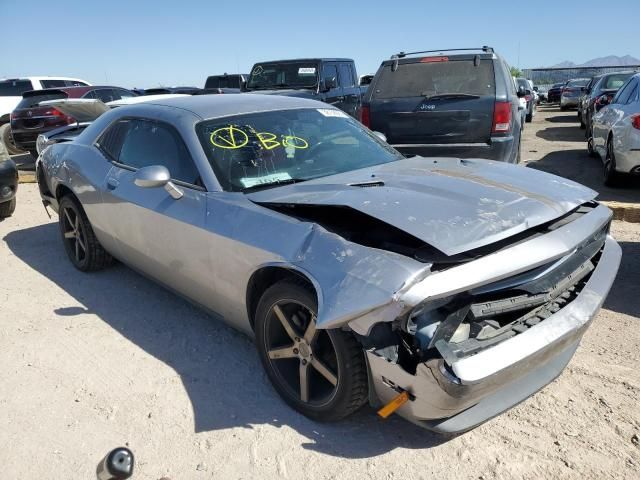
58, 195, 113, 271
255, 279, 368, 422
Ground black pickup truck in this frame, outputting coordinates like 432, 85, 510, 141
245, 58, 363, 118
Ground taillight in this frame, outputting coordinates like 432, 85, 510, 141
46, 108, 75, 124
492, 101, 511, 133
360, 105, 370, 128
632, 114, 640, 130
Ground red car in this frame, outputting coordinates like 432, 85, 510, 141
10, 86, 136, 157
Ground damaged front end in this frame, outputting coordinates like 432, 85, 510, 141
350, 202, 621, 432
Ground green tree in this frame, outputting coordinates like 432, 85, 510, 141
510, 66, 522, 78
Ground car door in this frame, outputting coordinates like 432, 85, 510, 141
98, 117, 213, 305
321, 63, 344, 110
338, 62, 360, 118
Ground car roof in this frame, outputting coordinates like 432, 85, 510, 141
0, 76, 88, 82
132, 93, 331, 120
253, 58, 353, 63
25, 86, 128, 98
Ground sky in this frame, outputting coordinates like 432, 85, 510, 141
2, 0, 639, 89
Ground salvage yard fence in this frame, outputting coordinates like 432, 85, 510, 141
522, 65, 640, 90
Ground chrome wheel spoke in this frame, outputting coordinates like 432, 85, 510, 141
63, 208, 74, 227
299, 362, 309, 402
74, 238, 80, 261
76, 234, 86, 252
273, 304, 298, 341
303, 316, 317, 344
268, 345, 296, 360
64, 230, 76, 239
311, 357, 338, 386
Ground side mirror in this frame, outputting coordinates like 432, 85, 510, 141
597, 95, 612, 107
134, 165, 170, 188
525, 89, 532, 96
517, 85, 526, 98
321, 76, 337, 92
373, 131, 387, 142
533, 86, 539, 92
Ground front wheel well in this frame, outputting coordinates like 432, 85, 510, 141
246, 266, 317, 331
55, 184, 75, 201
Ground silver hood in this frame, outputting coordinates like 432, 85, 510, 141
248, 157, 597, 257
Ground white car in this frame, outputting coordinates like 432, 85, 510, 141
591, 73, 640, 186
0, 76, 90, 154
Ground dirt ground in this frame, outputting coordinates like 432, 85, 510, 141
1, 107, 639, 479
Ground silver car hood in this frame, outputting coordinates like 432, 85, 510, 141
248, 157, 597, 257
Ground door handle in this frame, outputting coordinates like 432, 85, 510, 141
106, 177, 119, 190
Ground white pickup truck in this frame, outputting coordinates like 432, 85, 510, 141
0, 77, 90, 154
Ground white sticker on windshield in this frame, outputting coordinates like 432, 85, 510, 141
298, 67, 316, 75
240, 172, 292, 188
317, 108, 349, 118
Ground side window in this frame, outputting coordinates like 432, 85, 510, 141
322, 64, 338, 85
613, 80, 634, 104
96, 120, 128, 161
65, 80, 88, 87
116, 88, 135, 99
94, 88, 118, 103
83, 90, 97, 99
118, 119, 200, 186
40, 79, 67, 88
339, 64, 354, 88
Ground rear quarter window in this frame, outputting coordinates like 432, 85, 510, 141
372, 59, 495, 99
0, 80, 33, 97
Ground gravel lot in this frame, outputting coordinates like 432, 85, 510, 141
1, 107, 639, 479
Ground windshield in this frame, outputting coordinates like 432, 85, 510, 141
0, 79, 33, 97
247, 62, 319, 90
567, 79, 589, 87
196, 108, 403, 192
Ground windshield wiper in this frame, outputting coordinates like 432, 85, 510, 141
242, 178, 305, 192
422, 93, 481, 100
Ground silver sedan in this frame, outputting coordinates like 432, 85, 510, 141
37, 94, 621, 433
591, 73, 640, 186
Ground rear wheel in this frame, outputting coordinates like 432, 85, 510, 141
0, 198, 16, 218
0, 123, 25, 155
604, 139, 623, 187
587, 127, 597, 158
255, 279, 368, 422
58, 195, 113, 271
28, 150, 38, 159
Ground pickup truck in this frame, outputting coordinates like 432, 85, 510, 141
244, 58, 362, 119
204, 73, 249, 93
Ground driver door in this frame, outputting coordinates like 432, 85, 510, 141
98, 117, 214, 306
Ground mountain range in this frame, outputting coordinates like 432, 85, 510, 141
550, 55, 640, 68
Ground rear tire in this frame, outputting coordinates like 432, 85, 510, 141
28, 150, 38, 159
0, 123, 25, 156
604, 139, 623, 187
58, 195, 113, 271
0, 198, 16, 218
255, 279, 368, 422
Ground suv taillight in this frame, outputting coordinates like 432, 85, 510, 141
360, 105, 370, 128
492, 101, 511, 133
632, 114, 640, 130
46, 108, 75, 124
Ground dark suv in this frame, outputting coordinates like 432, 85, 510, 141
362, 47, 522, 163
10, 86, 135, 157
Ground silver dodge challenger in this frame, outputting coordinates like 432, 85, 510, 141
36, 94, 621, 433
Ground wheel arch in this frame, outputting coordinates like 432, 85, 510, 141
246, 264, 322, 332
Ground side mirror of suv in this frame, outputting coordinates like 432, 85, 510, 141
517, 85, 526, 98
321, 76, 337, 92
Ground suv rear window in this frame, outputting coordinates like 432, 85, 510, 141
16, 91, 68, 109
205, 75, 241, 89
0, 80, 33, 97
603, 73, 634, 90
372, 59, 495, 99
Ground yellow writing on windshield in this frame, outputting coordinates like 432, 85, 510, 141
210, 126, 309, 151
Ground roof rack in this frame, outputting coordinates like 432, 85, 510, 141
390, 46, 494, 59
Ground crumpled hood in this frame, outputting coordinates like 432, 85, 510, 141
248, 157, 597, 257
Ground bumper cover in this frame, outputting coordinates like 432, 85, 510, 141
391, 135, 517, 163
367, 234, 621, 433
